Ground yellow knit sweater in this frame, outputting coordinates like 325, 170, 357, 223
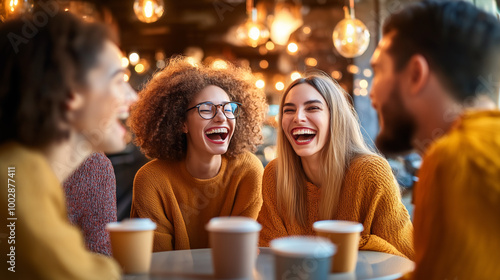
258, 154, 414, 260
0, 142, 120, 280
406, 110, 500, 279
130, 152, 263, 252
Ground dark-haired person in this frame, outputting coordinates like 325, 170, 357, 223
257, 73, 414, 260
0, 11, 135, 279
129, 57, 267, 252
370, 1, 500, 279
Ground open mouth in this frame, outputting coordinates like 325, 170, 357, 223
292, 128, 317, 144
205, 127, 229, 143
117, 111, 130, 120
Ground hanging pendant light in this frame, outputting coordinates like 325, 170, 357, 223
332, 0, 370, 58
134, 0, 164, 23
236, 0, 270, 48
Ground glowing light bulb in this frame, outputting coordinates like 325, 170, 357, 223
287, 43, 298, 53
346, 23, 354, 36
266, 41, 275, 51
275, 82, 285, 91
332, 6, 370, 58
305, 57, 317, 67
135, 64, 145, 74
270, 3, 303, 46
259, 60, 269, 69
134, 0, 164, 23
333, 18, 370, 58
212, 59, 228, 69
236, 8, 269, 48
255, 79, 265, 89
331, 71, 343, 80
144, 1, 153, 18
291, 72, 301, 81
129, 53, 140, 66
121, 57, 130, 68
248, 26, 261, 40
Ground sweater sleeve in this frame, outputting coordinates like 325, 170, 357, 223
130, 162, 175, 252
257, 160, 289, 247
63, 153, 117, 256
354, 156, 415, 260
230, 153, 264, 219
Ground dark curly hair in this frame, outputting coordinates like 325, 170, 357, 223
129, 56, 267, 161
383, 0, 500, 102
0, 7, 112, 148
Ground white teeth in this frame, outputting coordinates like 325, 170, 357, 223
205, 127, 229, 135
117, 111, 129, 120
292, 128, 316, 135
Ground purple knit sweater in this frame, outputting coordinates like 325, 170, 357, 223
63, 153, 117, 256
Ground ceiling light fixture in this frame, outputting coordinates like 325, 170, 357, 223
332, 0, 370, 58
270, 1, 303, 46
134, 0, 164, 23
236, 0, 270, 48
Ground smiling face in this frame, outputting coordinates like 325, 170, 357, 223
77, 40, 137, 154
183, 85, 236, 157
281, 83, 330, 159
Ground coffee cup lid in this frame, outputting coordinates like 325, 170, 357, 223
205, 217, 262, 233
270, 236, 336, 258
313, 220, 364, 233
106, 218, 157, 231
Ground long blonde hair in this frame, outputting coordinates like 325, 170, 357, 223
276, 72, 376, 227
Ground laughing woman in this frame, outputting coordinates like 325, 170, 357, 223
129, 57, 267, 252
257, 73, 414, 259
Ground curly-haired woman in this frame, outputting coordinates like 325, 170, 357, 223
257, 73, 414, 260
129, 57, 267, 252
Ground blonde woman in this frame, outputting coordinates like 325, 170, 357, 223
257, 73, 414, 259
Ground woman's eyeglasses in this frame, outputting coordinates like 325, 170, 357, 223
186, 101, 241, 120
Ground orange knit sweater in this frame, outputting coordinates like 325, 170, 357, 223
130, 152, 263, 252
258, 155, 414, 260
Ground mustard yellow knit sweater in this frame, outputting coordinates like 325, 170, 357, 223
0, 142, 120, 280
403, 110, 500, 280
258, 154, 414, 260
131, 152, 263, 252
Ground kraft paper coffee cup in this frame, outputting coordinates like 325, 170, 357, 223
206, 217, 262, 279
270, 236, 336, 280
313, 220, 364, 273
106, 218, 156, 274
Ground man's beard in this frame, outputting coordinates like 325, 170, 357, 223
375, 85, 416, 156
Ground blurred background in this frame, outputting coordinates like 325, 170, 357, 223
2, 0, 498, 220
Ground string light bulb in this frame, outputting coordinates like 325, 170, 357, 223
134, 0, 164, 23
332, 1, 370, 58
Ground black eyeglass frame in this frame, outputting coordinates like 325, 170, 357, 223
186, 101, 242, 120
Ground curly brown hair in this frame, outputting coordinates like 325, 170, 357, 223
128, 56, 267, 161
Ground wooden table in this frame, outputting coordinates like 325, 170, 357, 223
124, 248, 414, 280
